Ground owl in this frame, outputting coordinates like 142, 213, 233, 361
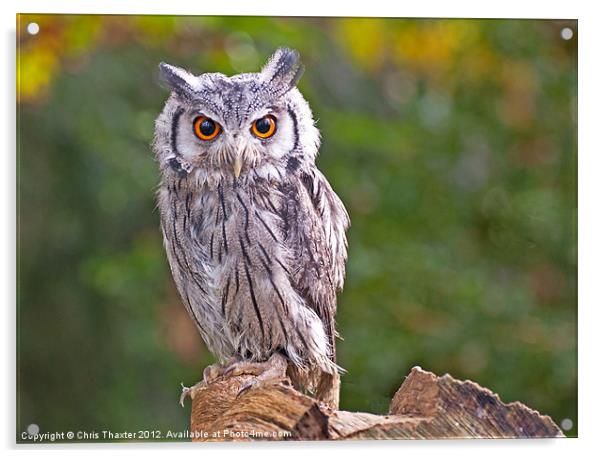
153, 48, 350, 409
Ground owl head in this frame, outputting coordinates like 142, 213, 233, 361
153, 48, 320, 183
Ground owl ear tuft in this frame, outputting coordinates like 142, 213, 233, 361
158, 62, 199, 96
260, 48, 305, 95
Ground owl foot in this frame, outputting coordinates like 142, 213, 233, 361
202, 357, 237, 384
179, 357, 238, 407
179, 354, 288, 406
221, 352, 289, 397
179, 381, 204, 407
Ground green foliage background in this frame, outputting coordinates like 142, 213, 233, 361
17, 15, 577, 440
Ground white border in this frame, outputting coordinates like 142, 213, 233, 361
2, 1, 599, 456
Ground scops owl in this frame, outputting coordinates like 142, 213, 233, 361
153, 48, 350, 409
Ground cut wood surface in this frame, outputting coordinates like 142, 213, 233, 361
183, 366, 563, 441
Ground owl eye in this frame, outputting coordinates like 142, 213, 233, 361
251, 115, 277, 139
193, 116, 221, 141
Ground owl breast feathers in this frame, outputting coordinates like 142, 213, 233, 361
153, 48, 350, 385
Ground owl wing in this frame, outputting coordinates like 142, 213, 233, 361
282, 167, 350, 362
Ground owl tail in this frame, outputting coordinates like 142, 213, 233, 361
315, 315, 342, 409
315, 371, 340, 410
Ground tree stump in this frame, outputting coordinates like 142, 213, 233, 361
183, 366, 563, 441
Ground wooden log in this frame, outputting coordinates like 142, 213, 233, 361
184, 366, 563, 441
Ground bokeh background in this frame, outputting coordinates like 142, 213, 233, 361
17, 15, 577, 440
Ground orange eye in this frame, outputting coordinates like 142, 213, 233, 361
193, 116, 221, 141
251, 115, 277, 139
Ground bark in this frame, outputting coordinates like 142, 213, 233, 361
184, 366, 563, 441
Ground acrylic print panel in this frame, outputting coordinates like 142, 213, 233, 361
16, 14, 577, 442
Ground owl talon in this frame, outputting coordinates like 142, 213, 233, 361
236, 378, 259, 397
202, 357, 238, 384
229, 352, 289, 397
179, 379, 210, 407
179, 382, 194, 407
203, 364, 223, 384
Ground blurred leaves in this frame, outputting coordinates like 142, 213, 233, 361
17, 15, 577, 439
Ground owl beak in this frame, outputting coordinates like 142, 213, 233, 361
233, 154, 243, 179
231, 137, 246, 178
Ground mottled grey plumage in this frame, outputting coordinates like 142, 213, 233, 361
153, 48, 350, 407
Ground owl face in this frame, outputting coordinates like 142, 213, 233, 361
154, 48, 320, 181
